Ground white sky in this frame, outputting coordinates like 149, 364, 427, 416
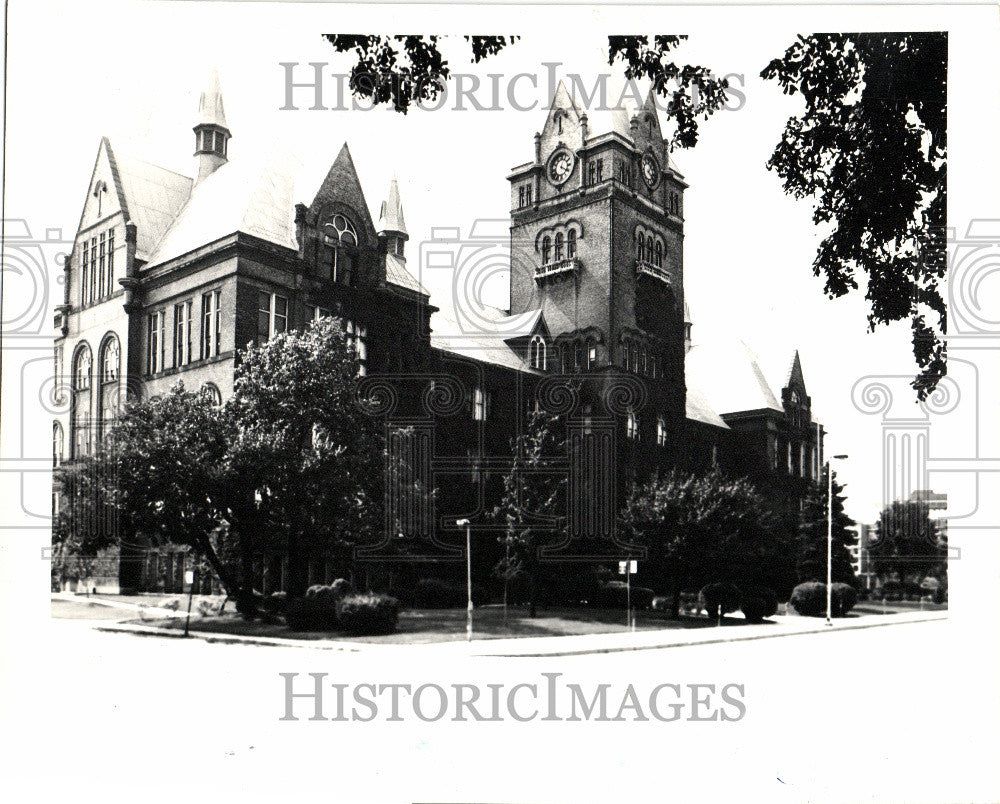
6, 0, 992, 525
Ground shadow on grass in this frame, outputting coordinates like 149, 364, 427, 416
125, 605, 777, 645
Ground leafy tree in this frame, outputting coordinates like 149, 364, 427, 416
869, 498, 945, 583
761, 33, 947, 398
322, 35, 518, 113
621, 468, 784, 616
226, 318, 387, 598
491, 408, 567, 618
797, 469, 858, 586
94, 383, 248, 603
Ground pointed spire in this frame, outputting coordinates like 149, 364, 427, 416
378, 173, 407, 236
786, 350, 806, 390
198, 66, 228, 130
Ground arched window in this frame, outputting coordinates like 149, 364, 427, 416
529, 335, 546, 370
71, 344, 92, 458
323, 213, 359, 284
566, 229, 577, 259
636, 236, 645, 263
541, 236, 552, 264
98, 335, 120, 443
586, 338, 597, 370
53, 422, 64, 467
554, 232, 564, 261
654, 241, 663, 267
656, 416, 667, 446
574, 341, 582, 371
646, 236, 654, 263
201, 383, 223, 407
627, 409, 639, 440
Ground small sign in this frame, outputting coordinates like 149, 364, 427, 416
618, 560, 638, 575
184, 570, 195, 585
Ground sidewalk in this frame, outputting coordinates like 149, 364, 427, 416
71, 593, 947, 657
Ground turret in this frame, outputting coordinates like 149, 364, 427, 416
377, 174, 408, 260
193, 67, 231, 184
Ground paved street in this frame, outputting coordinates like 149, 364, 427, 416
4, 612, 997, 803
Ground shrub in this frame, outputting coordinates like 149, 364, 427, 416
305, 580, 354, 603
789, 581, 827, 616
330, 578, 355, 599
831, 582, 858, 616
699, 583, 742, 619
285, 596, 339, 631
413, 578, 467, 609
740, 587, 778, 623
197, 598, 224, 617
596, 581, 654, 610
261, 591, 288, 616
337, 593, 400, 635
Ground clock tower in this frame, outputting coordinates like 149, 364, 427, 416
507, 80, 688, 469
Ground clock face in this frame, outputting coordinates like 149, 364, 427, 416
641, 152, 659, 187
547, 150, 574, 185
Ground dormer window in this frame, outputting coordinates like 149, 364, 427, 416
529, 335, 546, 370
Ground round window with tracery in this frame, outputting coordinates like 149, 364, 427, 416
326, 214, 358, 247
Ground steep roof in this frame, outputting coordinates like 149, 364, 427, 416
685, 339, 784, 416
197, 66, 229, 130
686, 382, 730, 429
431, 304, 541, 374
785, 350, 806, 392
112, 150, 193, 261
378, 174, 407, 235
385, 252, 428, 296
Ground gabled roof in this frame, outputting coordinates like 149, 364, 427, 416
431, 304, 542, 374
112, 150, 193, 261
145, 145, 303, 267
685, 339, 784, 416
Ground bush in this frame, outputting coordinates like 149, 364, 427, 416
413, 578, 467, 609
740, 587, 778, 623
337, 593, 400, 635
596, 581, 654, 610
285, 596, 339, 631
831, 582, 857, 616
305, 580, 354, 603
789, 581, 827, 616
699, 583, 742, 619
261, 591, 288, 615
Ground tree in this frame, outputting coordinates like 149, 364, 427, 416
491, 408, 567, 618
95, 382, 248, 604
761, 33, 947, 398
797, 469, 858, 586
869, 499, 945, 583
322, 35, 518, 113
226, 318, 387, 598
621, 468, 785, 617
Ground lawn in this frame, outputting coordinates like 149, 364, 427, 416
128, 604, 742, 644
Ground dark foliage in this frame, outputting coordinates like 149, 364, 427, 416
336, 593, 400, 635
797, 469, 858, 586
285, 596, 340, 631
699, 582, 743, 619
595, 581, 655, 610
762, 33, 947, 397
739, 587, 779, 623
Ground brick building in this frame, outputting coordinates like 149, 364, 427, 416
53, 72, 824, 593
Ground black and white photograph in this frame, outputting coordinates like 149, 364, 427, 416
1, 2, 999, 802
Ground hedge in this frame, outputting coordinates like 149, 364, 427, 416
790, 581, 857, 617
337, 593, 400, 635
596, 581, 654, 610
699, 583, 742, 619
739, 587, 778, 623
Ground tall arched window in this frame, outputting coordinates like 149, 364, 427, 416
654, 241, 663, 267
541, 236, 552, 264
656, 416, 667, 446
566, 229, 577, 259
71, 344, 93, 458
201, 383, 223, 407
529, 335, 546, 370
98, 335, 120, 443
646, 236, 654, 263
53, 422, 64, 467
636, 236, 645, 263
323, 213, 358, 284
627, 409, 639, 440
554, 232, 564, 261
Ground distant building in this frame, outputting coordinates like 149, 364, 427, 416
54, 72, 826, 592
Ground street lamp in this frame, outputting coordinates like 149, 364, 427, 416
826, 454, 848, 626
456, 519, 473, 641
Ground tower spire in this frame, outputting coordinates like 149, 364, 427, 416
378, 173, 408, 260
193, 66, 231, 184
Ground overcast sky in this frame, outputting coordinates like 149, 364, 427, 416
9, 0, 987, 524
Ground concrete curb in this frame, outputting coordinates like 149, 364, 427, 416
91, 609, 948, 656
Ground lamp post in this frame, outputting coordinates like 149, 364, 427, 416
457, 519, 473, 641
826, 454, 848, 626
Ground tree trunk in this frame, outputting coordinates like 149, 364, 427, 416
286, 532, 308, 599
193, 534, 249, 612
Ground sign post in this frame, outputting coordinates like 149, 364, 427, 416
183, 569, 196, 638
618, 559, 638, 630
